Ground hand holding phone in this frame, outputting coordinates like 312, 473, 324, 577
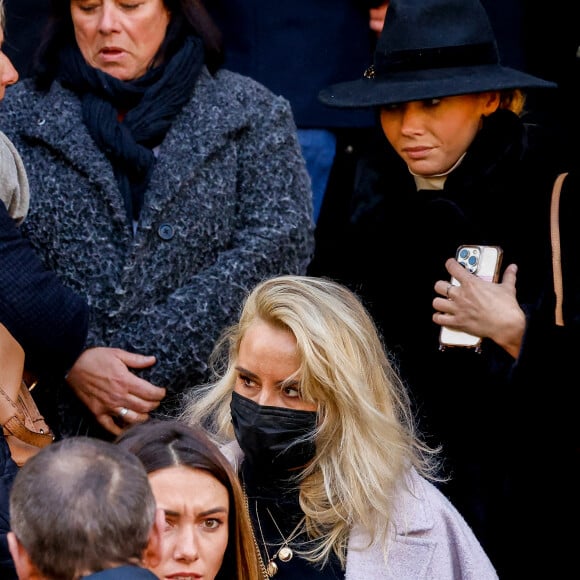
438, 245, 503, 351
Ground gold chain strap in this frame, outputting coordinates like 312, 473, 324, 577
242, 485, 270, 580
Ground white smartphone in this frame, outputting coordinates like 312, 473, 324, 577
438, 245, 503, 352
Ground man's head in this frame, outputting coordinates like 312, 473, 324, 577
8, 436, 162, 579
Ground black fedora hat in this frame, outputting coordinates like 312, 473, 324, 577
319, 0, 556, 109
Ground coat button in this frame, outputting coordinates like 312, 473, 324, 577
157, 223, 175, 240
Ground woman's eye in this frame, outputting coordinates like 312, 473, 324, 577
283, 385, 301, 398
163, 517, 177, 532
424, 98, 442, 107
203, 518, 222, 530
238, 374, 255, 388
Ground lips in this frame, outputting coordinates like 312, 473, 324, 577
99, 47, 125, 59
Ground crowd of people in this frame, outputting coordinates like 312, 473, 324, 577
0, 0, 578, 578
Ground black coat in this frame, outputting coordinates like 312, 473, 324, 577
311, 109, 572, 577
0, 203, 88, 379
0, 203, 88, 579
208, 0, 383, 129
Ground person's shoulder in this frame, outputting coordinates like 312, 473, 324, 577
209, 68, 292, 109
85, 565, 159, 579
400, 471, 499, 578
1, 78, 37, 106
0, 130, 29, 223
0, 130, 24, 179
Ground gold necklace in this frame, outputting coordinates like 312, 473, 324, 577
242, 486, 305, 578
255, 503, 305, 577
242, 486, 270, 579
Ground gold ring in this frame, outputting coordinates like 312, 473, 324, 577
446, 284, 454, 299
119, 407, 129, 418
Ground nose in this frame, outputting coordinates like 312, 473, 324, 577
255, 388, 279, 407
173, 525, 199, 563
0, 53, 19, 88
99, 4, 121, 33
399, 103, 424, 136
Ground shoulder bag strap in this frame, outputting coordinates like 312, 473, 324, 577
550, 172, 568, 327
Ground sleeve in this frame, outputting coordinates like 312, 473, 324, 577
0, 203, 89, 378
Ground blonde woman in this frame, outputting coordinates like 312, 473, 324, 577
182, 275, 498, 578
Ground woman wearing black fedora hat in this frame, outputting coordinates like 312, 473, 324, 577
317, 0, 574, 577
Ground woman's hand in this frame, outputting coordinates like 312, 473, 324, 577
66, 347, 166, 435
433, 259, 526, 358
369, 2, 389, 36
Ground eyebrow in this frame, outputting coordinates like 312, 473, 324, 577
163, 506, 228, 518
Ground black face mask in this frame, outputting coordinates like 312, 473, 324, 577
230, 392, 317, 474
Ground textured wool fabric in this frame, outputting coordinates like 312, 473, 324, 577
0, 67, 314, 437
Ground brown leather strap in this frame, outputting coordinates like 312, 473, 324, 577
0, 323, 54, 449
3, 415, 54, 447
0, 322, 26, 424
550, 172, 567, 327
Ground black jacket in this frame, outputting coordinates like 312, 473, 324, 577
208, 0, 383, 128
311, 109, 572, 577
0, 203, 88, 379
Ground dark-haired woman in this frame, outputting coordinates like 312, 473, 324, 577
0, 0, 314, 440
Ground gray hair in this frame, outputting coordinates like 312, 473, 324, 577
9, 436, 157, 578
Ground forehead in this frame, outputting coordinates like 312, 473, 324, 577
148, 465, 229, 505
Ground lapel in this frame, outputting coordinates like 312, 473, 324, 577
20, 69, 245, 227
345, 470, 437, 579
22, 82, 128, 226
144, 68, 250, 219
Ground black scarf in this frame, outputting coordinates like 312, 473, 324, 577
57, 36, 205, 223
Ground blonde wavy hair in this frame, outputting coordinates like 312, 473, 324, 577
499, 88, 526, 115
181, 275, 439, 568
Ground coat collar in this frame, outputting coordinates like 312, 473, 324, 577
222, 442, 437, 577
17, 69, 253, 225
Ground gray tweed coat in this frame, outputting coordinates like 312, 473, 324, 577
0, 68, 314, 429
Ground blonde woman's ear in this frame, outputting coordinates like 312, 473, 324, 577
481, 91, 501, 115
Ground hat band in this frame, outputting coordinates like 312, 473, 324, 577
375, 42, 499, 74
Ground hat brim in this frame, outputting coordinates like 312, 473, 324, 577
319, 65, 557, 109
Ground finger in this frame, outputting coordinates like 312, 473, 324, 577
116, 350, 157, 370
122, 393, 163, 415
432, 311, 455, 327
500, 263, 518, 292
112, 407, 150, 429
445, 257, 471, 281
433, 295, 455, 313
98, 414, 123, 436
127, 377, 166, 404
435, 280, 456, 298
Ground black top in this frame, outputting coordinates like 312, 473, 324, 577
241, 461, 344, 579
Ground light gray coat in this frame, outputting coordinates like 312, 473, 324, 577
0, 68, 314, 417
223, 441, 499, 579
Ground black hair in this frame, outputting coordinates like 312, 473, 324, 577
33, 0, 223, 89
